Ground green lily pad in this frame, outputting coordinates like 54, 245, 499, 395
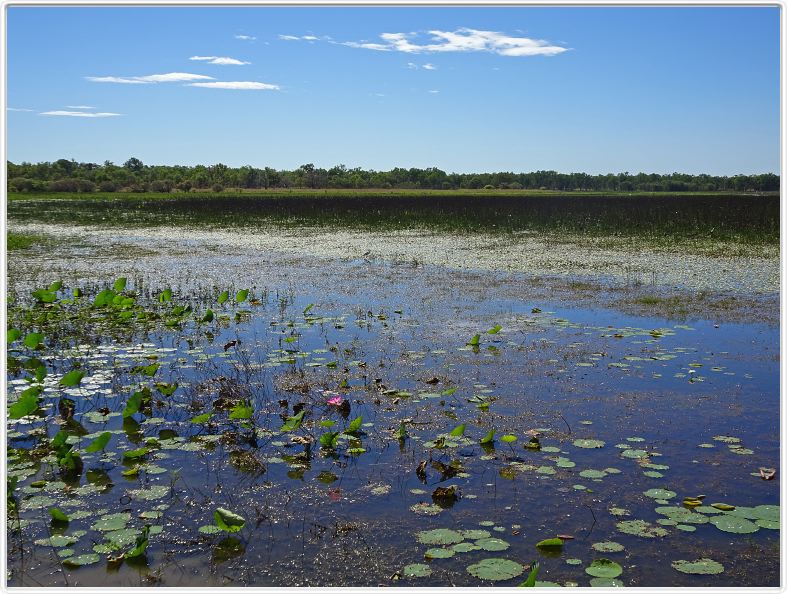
476, 537, 510, 551
592, 541, 624, 553
755, 518, 779, 530
417, 528, 464, 545
453, 542, 481, 553
425, 547, 455, 559
643, 488, 676, 500
671, 558, 724, 575
585, 558, 623, 578
573, 439, 605, 449
199, 525, 223, 534
710, 515, 759, 534
410, 503, 443, 516
461, 529, 491, 540
589, 577, 625, 587
131, 485, 170, 501
35, 535, 78, 547
675, 524, 696, 532
621, 449, 648, 459
467, 558, 524, 581
62, 553, 101, 567
580, 469, 607, 479
752, 505, 779, 522
403, 563, 432, 578
616, 519, 668, 538
654, 507, 709, 524
91, 512, 131, 532
566, 558, 583, 565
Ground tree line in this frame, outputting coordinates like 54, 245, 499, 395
7, 158, 780, 193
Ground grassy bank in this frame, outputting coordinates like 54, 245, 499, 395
6, 231, 47, 251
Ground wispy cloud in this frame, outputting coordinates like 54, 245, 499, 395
279, 34, 331, 42
188, 81, 280, 90
235, 34, 256, 41
407, 62, 437, 70
428, 90, 440, 94
190, 55, 250, 66
86, 72, 214, 84
7, 107, 35, 112
40, 110, 122, 118
65, 105, 94, 109
343, 28, 567, 57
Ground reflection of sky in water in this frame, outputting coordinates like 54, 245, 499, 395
6, 268, 779, 587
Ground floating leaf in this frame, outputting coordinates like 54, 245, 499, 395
200, 309, 214, 323
62, 554, 101, 567
468, 334, 481, 346
122, 447, 149, 460
585, 558, 623, 578
467, 558, 524, 581
501, 435, 518, 444
535, 538, 563, 551
214, 508, 246, 533
643, 488, 676, 500
573, 439, 605, 449
616, 519, 668, 538
487, 325, 502, 334
710, 514, 759, 534
113, 277, 127, 292
281, 410, 305, 432
159, 288, 173, 302
122, 391, 144, 418
480, 430, 495, 444
416, 528, 464, 545
589, 578, 624, 587
7, 328, 21, 344
425, 547, 455, 559
229, 402, 253, 420
592, 541, 624, 553
477, 537, 510, 551
235, 289, 249, 303
671, 558, 724, 575
191, 413, 212, 424
403, 563, 432, 578
752, 505, 779, 522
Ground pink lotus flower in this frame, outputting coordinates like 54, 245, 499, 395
327, 395, 344, 406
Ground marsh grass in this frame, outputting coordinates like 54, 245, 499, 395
7, 192, 779, 244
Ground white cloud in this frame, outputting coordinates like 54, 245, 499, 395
428, 90, 440, 94
40, 110, 122, 118
343, 28, 567, 57
279, 34, 331, 42
423, 63, 437, 70
65, 105, 94, 109
85, 76, 149, 84
302, 35, 319, 41
87, 72, 214, 84
190, 56, 250, 65
279, 35, 300, 41
188, 81, 280, 90
7, 107, 34, 112
235, 34, 256, 41
407, 62, 419, 69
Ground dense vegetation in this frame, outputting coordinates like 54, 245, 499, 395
7, 159, 779, 193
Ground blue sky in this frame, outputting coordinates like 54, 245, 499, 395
5, 6, 780, 174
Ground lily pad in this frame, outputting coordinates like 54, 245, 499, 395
654, 507, 709, 524
410, 503, 443, 516
616, 519, 668, 538
592, 541, 624, 553
585, 558, 623, 578
417, 528, 464, 545
580, 469, 607, 479
467, 558, 524, 582
425, 547, 455, 559
403, 563, 432, 578
589, 577, 625, 587
461, 529, 491, 540
476, 537, 510, 551
643, 488, 676, 500
621, 449, 648, 459
91, 512, 131, 532
752, 505, 779, 522
452, 542, 481, 553
710, 515, 759, 534
671, 558, 724, 575
573, 439, 605, 449
62, 553, 101, 567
